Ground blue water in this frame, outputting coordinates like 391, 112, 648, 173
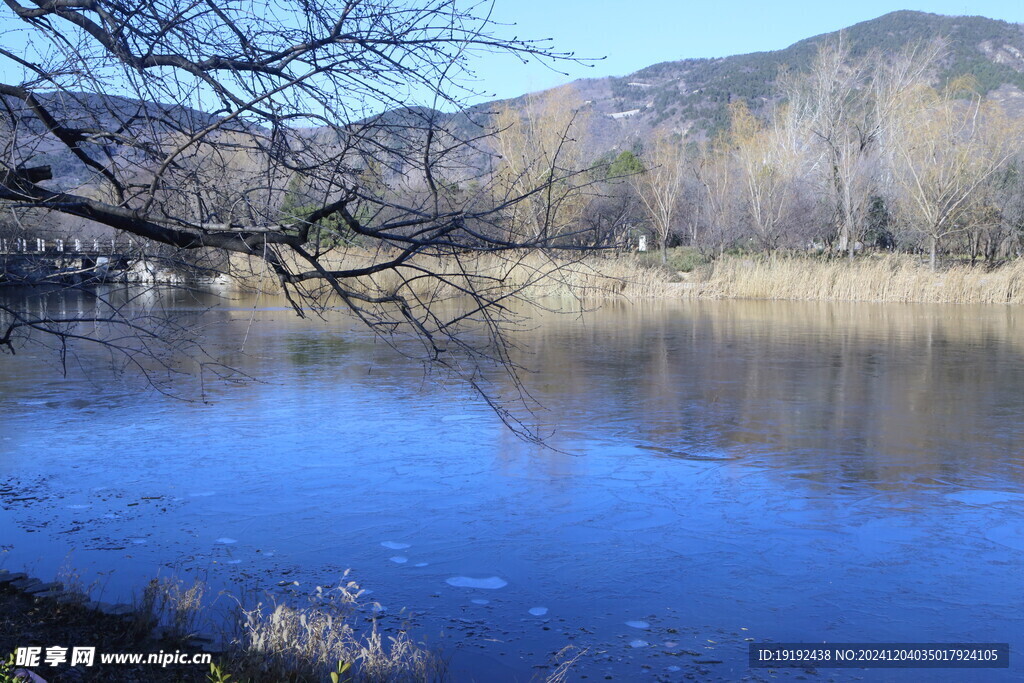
1, 293, 1022, 681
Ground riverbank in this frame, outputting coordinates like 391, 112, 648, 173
0, 252, 231, 288
0, 573, 207, 682
0, 568, 442, 683
10, 245, 1017, 306
228, 247, 1024, 306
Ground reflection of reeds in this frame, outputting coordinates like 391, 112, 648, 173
698, 254, 1024, 304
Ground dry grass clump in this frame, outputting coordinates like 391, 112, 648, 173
55, 558, 98, 602
698, 253, 1024, 304
223, 573, 443, 682
137, 577, 206, 641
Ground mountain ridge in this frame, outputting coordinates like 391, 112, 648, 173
528, 10, 1024, 147
7, 10, 1024, 192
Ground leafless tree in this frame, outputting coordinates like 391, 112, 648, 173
631, 130, 685, 263
785, 38, 873, 256
970, 157, 1024, 263
0, 0, 600, 439
784, 38, 934, 257
729, 100, 806, 251
492, 86, 591, 242
690, 136, 741, 256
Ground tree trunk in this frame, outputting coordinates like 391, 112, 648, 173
930, 236, 938, 271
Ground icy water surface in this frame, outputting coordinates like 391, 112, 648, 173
1, 291, 1023, 681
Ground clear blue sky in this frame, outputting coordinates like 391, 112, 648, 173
469, 0, 1024, 101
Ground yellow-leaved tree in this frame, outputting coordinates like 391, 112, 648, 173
889, 77, 1024, 270
492, 87, 590, 241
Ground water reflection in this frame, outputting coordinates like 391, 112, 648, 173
516, 298, 1024, 495
0, 291, 1022, 680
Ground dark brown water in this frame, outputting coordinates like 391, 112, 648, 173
1, 290, 1022, 681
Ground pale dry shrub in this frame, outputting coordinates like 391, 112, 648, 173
353, 627, 441, 683
228, 573, 442, 682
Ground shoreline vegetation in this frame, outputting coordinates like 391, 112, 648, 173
691, 252, 1024, 305
0, 568, 447, 683
8, 246, 1024, 307
1, 565, 585, 683
228, 247, 1024, 307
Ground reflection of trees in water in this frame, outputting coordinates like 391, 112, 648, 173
7, 290, 1019, 492
512, 299, 1024, 491
0, 285, 220, 395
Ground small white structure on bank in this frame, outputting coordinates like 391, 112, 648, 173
638, 234, 648, 252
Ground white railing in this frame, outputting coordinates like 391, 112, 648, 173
0, 237, 137, 254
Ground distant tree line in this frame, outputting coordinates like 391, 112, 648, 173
619, 38, 1024, 269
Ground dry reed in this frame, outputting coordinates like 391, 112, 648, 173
228, 247, 682, 304
229, 248, 1024, 306
225, 573, 443, 682
696, 253, 1024, 305
138, 577, 206, 641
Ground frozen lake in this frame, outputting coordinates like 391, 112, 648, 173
1, 290, 1022, 680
